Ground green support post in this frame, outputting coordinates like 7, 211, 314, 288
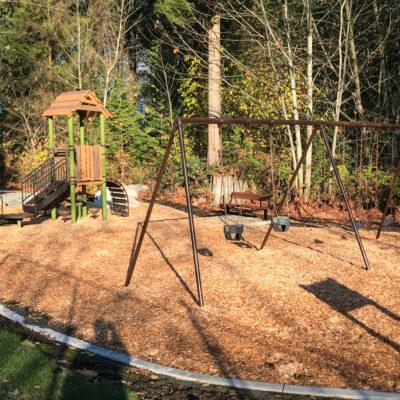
79, 114, 87, 218
48, 117, 57, 221
77, 201, 82, 220
68, 116, 77, 224
100, 114, 107, 221
48, 116, 55, 149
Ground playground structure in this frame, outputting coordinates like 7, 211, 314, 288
125, 117, 400, 307
17, 90, 129, 224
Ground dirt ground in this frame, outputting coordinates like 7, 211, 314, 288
0, 203, 399, 393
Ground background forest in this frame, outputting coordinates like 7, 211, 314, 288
1, 0, 399, 210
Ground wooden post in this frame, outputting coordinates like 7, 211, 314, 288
68, 116, 77, 224
100, 114, 107, 221
79, 114, 87, 218
48, 117, 57, 221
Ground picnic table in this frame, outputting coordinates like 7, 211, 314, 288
223, 191, 272, 220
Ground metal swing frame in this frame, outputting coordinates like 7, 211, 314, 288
125, 117, 400, 307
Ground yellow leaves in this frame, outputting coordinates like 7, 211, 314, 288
183, 55, 200, 71
239, 102, 248, 112
223, 64, 309, 120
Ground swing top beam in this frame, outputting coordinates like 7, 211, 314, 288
174, 117, 400, 130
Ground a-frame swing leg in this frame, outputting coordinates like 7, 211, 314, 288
319, 125, 370, 270
177, 119, 204, 307
124, 124, 177, 287
124, 120, 205, 307
260, 124, 370, 271
260, 126, 317, 249
376, 160, 400, 239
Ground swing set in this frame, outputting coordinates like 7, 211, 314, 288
125, 117, 400, 307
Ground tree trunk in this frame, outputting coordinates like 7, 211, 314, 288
207, 14, 222, 166
329, 0, 349, 195
345, 0, 367, 168
76, 0, 82, 89
282, 100, 298, 178
345, 0, 363, 119
304, 0, 313, 202
283, 0, 304, 196
211, 174, 248, 207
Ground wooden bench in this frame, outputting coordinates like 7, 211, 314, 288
223, 192, 272, 220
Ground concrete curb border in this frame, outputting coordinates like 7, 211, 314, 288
0, 304, 398, 400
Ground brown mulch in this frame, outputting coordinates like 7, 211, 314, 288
0, 203, 399, 392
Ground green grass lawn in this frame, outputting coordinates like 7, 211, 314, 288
0, 325, 138, 400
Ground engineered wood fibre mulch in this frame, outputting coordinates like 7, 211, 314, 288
0, 203, 399, 392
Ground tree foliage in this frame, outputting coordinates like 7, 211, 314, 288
0, 0, 399, 208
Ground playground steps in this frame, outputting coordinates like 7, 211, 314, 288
21, 157, 69, 215
22, 182, 69, 214
106, 181, 129, 217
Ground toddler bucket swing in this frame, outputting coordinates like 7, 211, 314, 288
224, 223, 244, 240
223, 199, 244, 240
268, 129, 290, 233
270, 192, 290, 232
272, 215, 290, 232
219, 129, 245, 241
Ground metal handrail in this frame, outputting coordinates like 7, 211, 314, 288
22, 158, 53, 181
21, 156, 68, 206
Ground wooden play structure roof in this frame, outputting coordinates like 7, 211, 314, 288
42, 90, 111, 118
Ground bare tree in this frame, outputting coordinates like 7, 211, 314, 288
76, 0, 82, 89
146, 43, 181, 125
282, 0, 304, 195
95, 0, 134, 107
304, 0, 314, 201
329, 0, 350, 194
258, 0, 298, 188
